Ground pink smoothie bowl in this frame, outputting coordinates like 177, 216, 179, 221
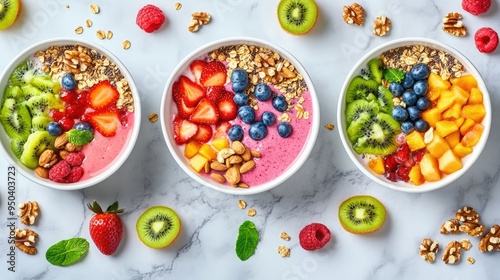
160, 37, 320, 195
0, 38, 141, 190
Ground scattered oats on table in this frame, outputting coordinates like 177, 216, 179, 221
122, 40, 131, 50
247, 208, 256, 217
148, 113, 158, 123
238, 199, 247, 209
280, 231, 291, 241
90, 4, 100, 14
277, 245, 291, 258
324, 123, 335, 131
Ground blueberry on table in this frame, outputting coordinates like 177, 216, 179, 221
249, 122, 268, 141
228, 125, 244, 141
272, 95, 287, 112
413, 80, 428, 96
238, 105, 255, 124
392, 105, 408, 122
277, 122, 293, 138
254, 83, 272, 101
389, 82, 404, 97
402, 73, 415, 89
261, 111, 276, 126
410, 63, 430, 80
233, 92, 249, 106
407, 106, 422, 122
402, 90, 417, 106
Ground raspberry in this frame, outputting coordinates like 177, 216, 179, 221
462, 0, 491, 15
136, 5, 165, 33
475, 27, 499, 53
48, 161, 71, 182
299, 223, 331, 251
65, 151, 86, 167
67, 166, 84, 183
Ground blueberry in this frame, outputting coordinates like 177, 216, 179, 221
248, 122, 268, 141
228, 125, 244, 141
47, 121, 62, 136
413, 80, 428, 96
232, 82, 247, 93
261, 111, 276, 126
61, 73, 77, 91
254, 83, 272, 101
272, 95, 287, 112
238, 105, 255, 124
402, 73, 415, 89
414, 119, 430, 132
74, 121, 93, 132
410, 63, 430, 80
389, 82, 404, 97
401, 121, 415, 134
277, 122, 293, 138
392, 105, 408, 122
231, 68, 249, 84
416, 96, 431, 111
407, 106, 422, 122
233, 92, 249, 106
402, 90, 418, 106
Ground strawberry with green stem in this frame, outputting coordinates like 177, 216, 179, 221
88, 200, 124, 255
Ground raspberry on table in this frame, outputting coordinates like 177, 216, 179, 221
475, 27, 499, 53
299, 223, 331, 251
48, 161, 71, 182
136, 4, 166, 33
462, 0, 491, 16
65, 151, 86, 167
68, 166, 84, 183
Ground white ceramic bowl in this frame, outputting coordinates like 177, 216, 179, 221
337, 38, 491, 193
0, 38, 141, 190
161, 37, 320, 195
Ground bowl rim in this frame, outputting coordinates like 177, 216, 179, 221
337, 37, 491, 193
160, 36, 320, 195
0, 37, 141, 190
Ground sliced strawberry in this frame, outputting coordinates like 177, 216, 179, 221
189, 98, 219, 124
173, 117, 199, 145
88, 80, 119, 110
179, 75, 206, 108
200, 61, 227, 87
205, 86, 224, 103
213, 121, 231, 139
173, 81, 195, 118
217, 92, 238, 121
89, 109, 119, 137
190, 60, 207, 84
192, 124, 213, 143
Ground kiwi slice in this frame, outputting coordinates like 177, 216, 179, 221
19, 130, 55, 169
0, 98, 31, 140
338, 195, 386, 234
345, 76, 379, 104
10, 138, 25, 159
136, 206, 181, 249
20, 84, 43, 101
9, 60, 36, 86
277, 0, 318, 35
25, 94, 58, 116
376, 85, 393, 113
345, 99, 379, 126
0, 0, 21, 30
347, 112, 399, 155
31, 115, 52, 132
30, 75, 61, 94
3, 85, 23, 101
367, 58, 384, 84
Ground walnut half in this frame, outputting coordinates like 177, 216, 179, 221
14, 228, 38, 255
442, 12, 467, 37
343, 3, 365, 26
18, 201, 40, 225
419, 238, 439, 263
442, 240, 462, 264
440, 218, 461, 234
373, 16, 391, 37
479, 224, 500, 252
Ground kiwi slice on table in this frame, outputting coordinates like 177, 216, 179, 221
345, 76, 379, 104
19, 131, 55, 169
345, 99, 379, 126
376, 85, 393, 113
9, 60, 36, 86
0, 98, 31, 140
0, 0, 21, 30
10, 138, 26, 159
136, 206, 181, 249
367, 58, 384, 84
30, 75, 61, 94
339, 195, 386, 234
347, 112, 399, 155
277, 0, 318, 35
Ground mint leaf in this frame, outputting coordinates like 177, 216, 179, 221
46, 238, 89, 266
235, 220, 259, 261
383, 68, 405, 83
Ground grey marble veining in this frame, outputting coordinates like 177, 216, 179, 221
1, 0, 500, 279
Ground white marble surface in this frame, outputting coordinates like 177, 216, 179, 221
1, 0, 500, 279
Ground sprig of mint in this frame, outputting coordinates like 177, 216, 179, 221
383, 68, 405, 83
235, 220, 259, 261
46, 237, 89, 266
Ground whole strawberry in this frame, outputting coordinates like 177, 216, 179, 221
88, 200, 124, 255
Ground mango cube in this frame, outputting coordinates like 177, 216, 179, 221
406, 131, 426, 151
419, 154, 442, 182
367, 156, 385, 175
450, 75, 478, 92
428, 72, 451, 91
189, 154, 208, 173
468, 88, 483, 104
461, 123, 484, 148
427, 89, 442, 101
454, 117, 465, 128
461, 104, 486, 123
453, 143, 473, 158
435, 120, 459, 137
184, 141, 202, 159
438, 150, 463, 174
422, 108, 442, 128
211, 138, 229, 151
198, 144, 218, 160
451, 85, 469, 105
436, 90, 455, 113
409, 165, 425, 186
460, 118, 476, 135
427, 133, 450, 158
445, 130, 461, 149
442, 103, 462, 120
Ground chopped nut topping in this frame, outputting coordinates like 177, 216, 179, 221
14, 228, 38, 255
148, 113, 158, 123
442, 12, 467, 37
442, 240, 462, 264
342, 3, 364, 26
188, 12, 211, 32
456, 206, 480, 223
280, 231, 291, 241
247, 208, 256, 217
278, 245, 291, 257
419, 238, 439, 263
238, 199, 247, 209
479, 224, 500, 252
373, 16, 391, 36
90, 4, 100, 14
75, 26, 83, 35
440, 219, 461, 234
122, 40, 131, 50
324, 123, 335, 130
18, 201, 40, 225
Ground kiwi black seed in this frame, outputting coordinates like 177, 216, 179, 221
345, 99, 379, 126
25, 94, 52, 116
3, 85, 24, 101
10, 138, 25, 159
0, 98, 31, 140
345, 76, 379, 104
367, 58, 385, 84
31, 115, 52, 132
0, 0, 21, 30
19, 130, 55, 169
30, 75, 61, 94
20, 84, 43, 101
347, 112, 400, 155
376, 85, 393, 113
136, 206, 181, 249
277, 0, 318, 35
338, 195, 386, 234
9, 60, 36, 86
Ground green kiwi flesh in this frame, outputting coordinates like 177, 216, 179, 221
338, 195, 386, 234
278, 0, 318, 35
347, 112, 399, 155
367, 58, 384, 84
30, 75, 61, 94
19, 131, 55, 169
10, 138, 25, 159
31, 115, 52, 132
136, 206, 181, 249
345, 76, 379, 104
9, 60, 36, 86
345, 99, 379, 126
376, 85, 393, 113
0, 98, 31, 140
0, 0, 20, 30
3, 85, 23, 101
